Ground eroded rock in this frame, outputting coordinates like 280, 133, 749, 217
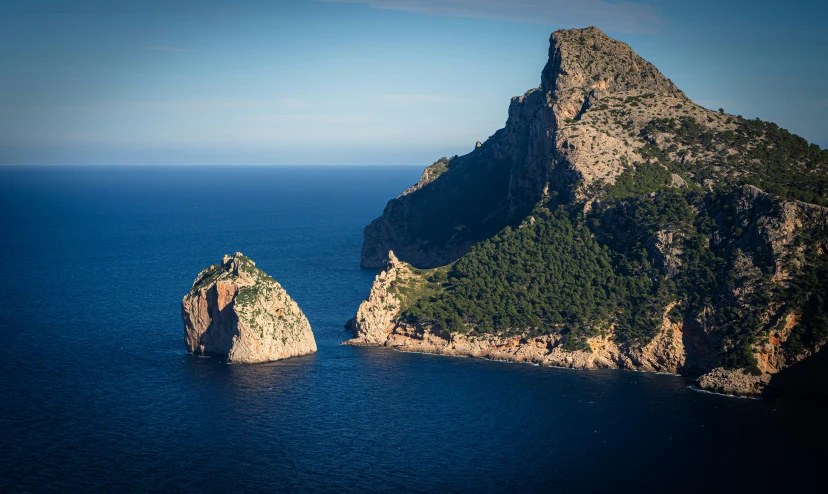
182, 252, 316, 363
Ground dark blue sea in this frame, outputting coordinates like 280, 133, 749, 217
0, 166, 825, 492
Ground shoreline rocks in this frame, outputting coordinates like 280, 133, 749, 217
697, 368, 771, 398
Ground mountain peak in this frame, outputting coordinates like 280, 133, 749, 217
541, 27, 684, 119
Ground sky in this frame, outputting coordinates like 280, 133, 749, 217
0, 0, 826, 166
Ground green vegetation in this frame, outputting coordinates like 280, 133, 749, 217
722, 335, 763, 376
786, 249, 828, 356
423, 157, 451, 182
623, 93, 654, 105
190, 264, 221, 293
604, 161, 673, 199
236, 284, 262, 306
236, 270, 279, 307
735, 119, 828, 205
596, 187, 783, 372
401, 207, 667, 346
644, 116, 828, 206
389, 265, 452, 313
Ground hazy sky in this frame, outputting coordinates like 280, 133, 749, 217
1, 0, 826, 165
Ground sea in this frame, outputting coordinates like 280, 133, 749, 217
0, 165, 824, 492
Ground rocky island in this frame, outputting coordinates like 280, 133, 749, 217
183, 252, 316, 363
349, 27, 828, 397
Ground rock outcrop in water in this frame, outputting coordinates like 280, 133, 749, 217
352, 27, 828, 397
182, 253, 316, 363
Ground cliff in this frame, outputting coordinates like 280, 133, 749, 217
361, 26, 687, 269
182, 252, 316, 363
353, 27, 828, 397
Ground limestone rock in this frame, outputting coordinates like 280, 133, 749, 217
697, 368, 770, 397
182, 252, 316, 363
345, 251, 409, 345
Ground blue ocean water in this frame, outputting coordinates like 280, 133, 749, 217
0, 166, 824, 493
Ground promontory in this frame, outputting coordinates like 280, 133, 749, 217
349, 27, 828, 397
182, 252, 316, 363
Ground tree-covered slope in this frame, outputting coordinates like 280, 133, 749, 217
401, 207, 669, 350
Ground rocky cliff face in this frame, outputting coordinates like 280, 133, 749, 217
345, 251, 409, 345
361, 27, 689, 269
354, 27, 828, 397
182, 253, 316, 363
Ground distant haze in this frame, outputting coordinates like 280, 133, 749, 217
1, 0, 826, 165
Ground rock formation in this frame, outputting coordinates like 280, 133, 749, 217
361, 27, 688, 269
345, 251, 408, 345
182, 252, 316, 363
352, 27, 828, 397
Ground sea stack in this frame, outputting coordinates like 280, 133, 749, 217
182, 252, 316, 363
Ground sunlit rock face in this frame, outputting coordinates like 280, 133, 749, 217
182, 252, 316, 363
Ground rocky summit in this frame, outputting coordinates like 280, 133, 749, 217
182, 252, 316, 363
352, 27, 828, 397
